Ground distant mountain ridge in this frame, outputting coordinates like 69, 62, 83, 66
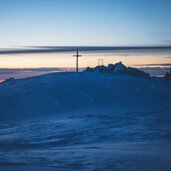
84, 62, 150, 78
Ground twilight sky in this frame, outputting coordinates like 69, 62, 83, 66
0, 0, 171, 78
1, 0, 171, 47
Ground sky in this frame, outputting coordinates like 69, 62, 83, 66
0, 0, 171, 47
0, 0, 171, 78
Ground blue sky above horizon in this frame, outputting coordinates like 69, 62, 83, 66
1, 0, 171, 47
0, 0, 171, 75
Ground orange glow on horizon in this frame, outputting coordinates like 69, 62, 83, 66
0, 52, 170, 69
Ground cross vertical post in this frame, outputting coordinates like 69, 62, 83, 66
73, 49, 82, 72
98, 59, 104, 66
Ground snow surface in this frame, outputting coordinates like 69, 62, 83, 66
0, 72, 171, 170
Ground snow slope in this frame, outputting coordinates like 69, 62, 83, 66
0, 72, 171, 170
0, 72, 170, 121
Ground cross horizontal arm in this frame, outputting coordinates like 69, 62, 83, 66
73, 55, 82, 57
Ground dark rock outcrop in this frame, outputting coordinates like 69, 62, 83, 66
164, 69, 171, 81
84, 62, 150, 78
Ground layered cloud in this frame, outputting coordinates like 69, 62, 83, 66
0, 46, 171, 55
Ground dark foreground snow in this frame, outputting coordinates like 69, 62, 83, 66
0, 72, 171, 170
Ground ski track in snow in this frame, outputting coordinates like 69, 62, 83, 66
0, 72, 171, 170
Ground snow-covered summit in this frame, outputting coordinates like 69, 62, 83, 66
84, 62, 150, 78
0, 71, 170, 122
